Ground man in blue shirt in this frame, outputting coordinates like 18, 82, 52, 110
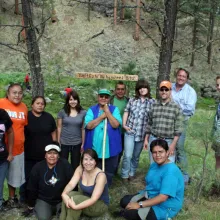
172, 68, 197, 185
84, 89, 122, 186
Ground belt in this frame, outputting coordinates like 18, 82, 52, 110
151, 134, 173, 140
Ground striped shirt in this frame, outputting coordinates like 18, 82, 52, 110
146, 100, 182, 138
125, 97, 155, 142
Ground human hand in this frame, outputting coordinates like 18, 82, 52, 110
101, 112, 107, 119
168, 143, 176, 156
143, 139, 148, 150
80, 144, 84, 153
123, 125, 131, 132
22, 207, 34, 217
62, 194, 70, 208
7, 153, 14, 162
68, 197, 76, 209
103, 104, 110, 113
125, 202, 140, 210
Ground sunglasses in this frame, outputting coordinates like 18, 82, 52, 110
159, 88, 170, 92
99, 95, 110, 99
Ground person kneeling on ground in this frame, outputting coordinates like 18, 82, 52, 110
60, 149, 109, 220
22, 143, 73, 219
119, 139, 184, 220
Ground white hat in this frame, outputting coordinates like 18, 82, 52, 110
45, 144, 61, 152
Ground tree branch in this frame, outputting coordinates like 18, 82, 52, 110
0, 42, 27, 54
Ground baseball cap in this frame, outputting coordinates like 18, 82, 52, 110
45, 144, 61, 152
98, 89, 111, 96
159, 81, 172, 89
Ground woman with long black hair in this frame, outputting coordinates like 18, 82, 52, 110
57, 90, 86, 173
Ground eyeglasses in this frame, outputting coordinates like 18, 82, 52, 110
159, 88, 170, 92
99, 95, 110, 99
116, 88, 125, 91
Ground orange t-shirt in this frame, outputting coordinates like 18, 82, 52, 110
0, 98, 28, 156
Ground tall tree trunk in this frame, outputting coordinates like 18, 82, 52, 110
207, 0, 216, 64
190, 0, 199, 67
157, 0, 178, 97
120, 0, 125, 21
14, 0, 19, 14
21, 0, 44, 97
114, 0, 117, 26
134, 0, 140, 41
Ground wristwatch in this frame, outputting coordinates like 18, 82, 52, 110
139, 201, 143, 208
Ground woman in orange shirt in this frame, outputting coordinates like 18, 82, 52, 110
0, 83, 28, 209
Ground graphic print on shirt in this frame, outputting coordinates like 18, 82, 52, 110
6, 110, 26, 120
0, 124, 6, 152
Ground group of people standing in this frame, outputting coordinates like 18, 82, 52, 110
1, 67, 219, 220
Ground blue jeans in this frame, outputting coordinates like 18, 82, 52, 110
0, 161, 9, 207
148, 135, 175, 164
121, 132, 143, 178
176, 119, 189, 183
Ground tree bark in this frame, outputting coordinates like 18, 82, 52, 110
157, 0, 178, 97
14, 0, 19, 14
114, 0, 117, 26
21, 0, 44, 97
190, 0, 199, 67
134, 0, 140, 41
207, 0, 216, 64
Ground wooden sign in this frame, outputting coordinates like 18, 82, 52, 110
75, 72, 138, 81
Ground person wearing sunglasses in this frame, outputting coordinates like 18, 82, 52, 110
144, 81, 182, 164
110, 81, 129, 174
84, 89, 122, 186
171, 68, 197, 185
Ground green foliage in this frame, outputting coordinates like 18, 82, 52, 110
120, 61, 140, 96
124, 8, 133, 19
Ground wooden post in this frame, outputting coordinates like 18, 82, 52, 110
120, 0, 125, 21
14, 0, 19, 14
114, 0, 118, 26
102, 118, 107, 171
134, 0, 140, 41
21, 15, 26, 41
51, 9, 57, 23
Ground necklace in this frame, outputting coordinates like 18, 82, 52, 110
44, 165, 58, 186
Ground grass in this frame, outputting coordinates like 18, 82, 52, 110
1, 73, 220, 220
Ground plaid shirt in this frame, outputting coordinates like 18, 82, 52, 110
125, 97, 155, 142
146, 100, 182, 138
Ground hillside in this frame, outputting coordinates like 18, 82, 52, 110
1, 0, 220, 89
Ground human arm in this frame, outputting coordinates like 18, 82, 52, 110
57, 118, 62, 144
123, 111, 131, 132
27, 166, 39, 208
6, 127, 14, 162
182, 88, 197, 116
168, 136, 179, 156
61, 166, 82, 208
51, 129, 57, 141
143, 134, 150, 150
126, 194, 168, 210
81, 126, 85, 152
68, 172, 107, 210
103, 104, 120, 128
85, 108, 106, 130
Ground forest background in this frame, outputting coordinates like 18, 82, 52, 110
1, 0, 220, 219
